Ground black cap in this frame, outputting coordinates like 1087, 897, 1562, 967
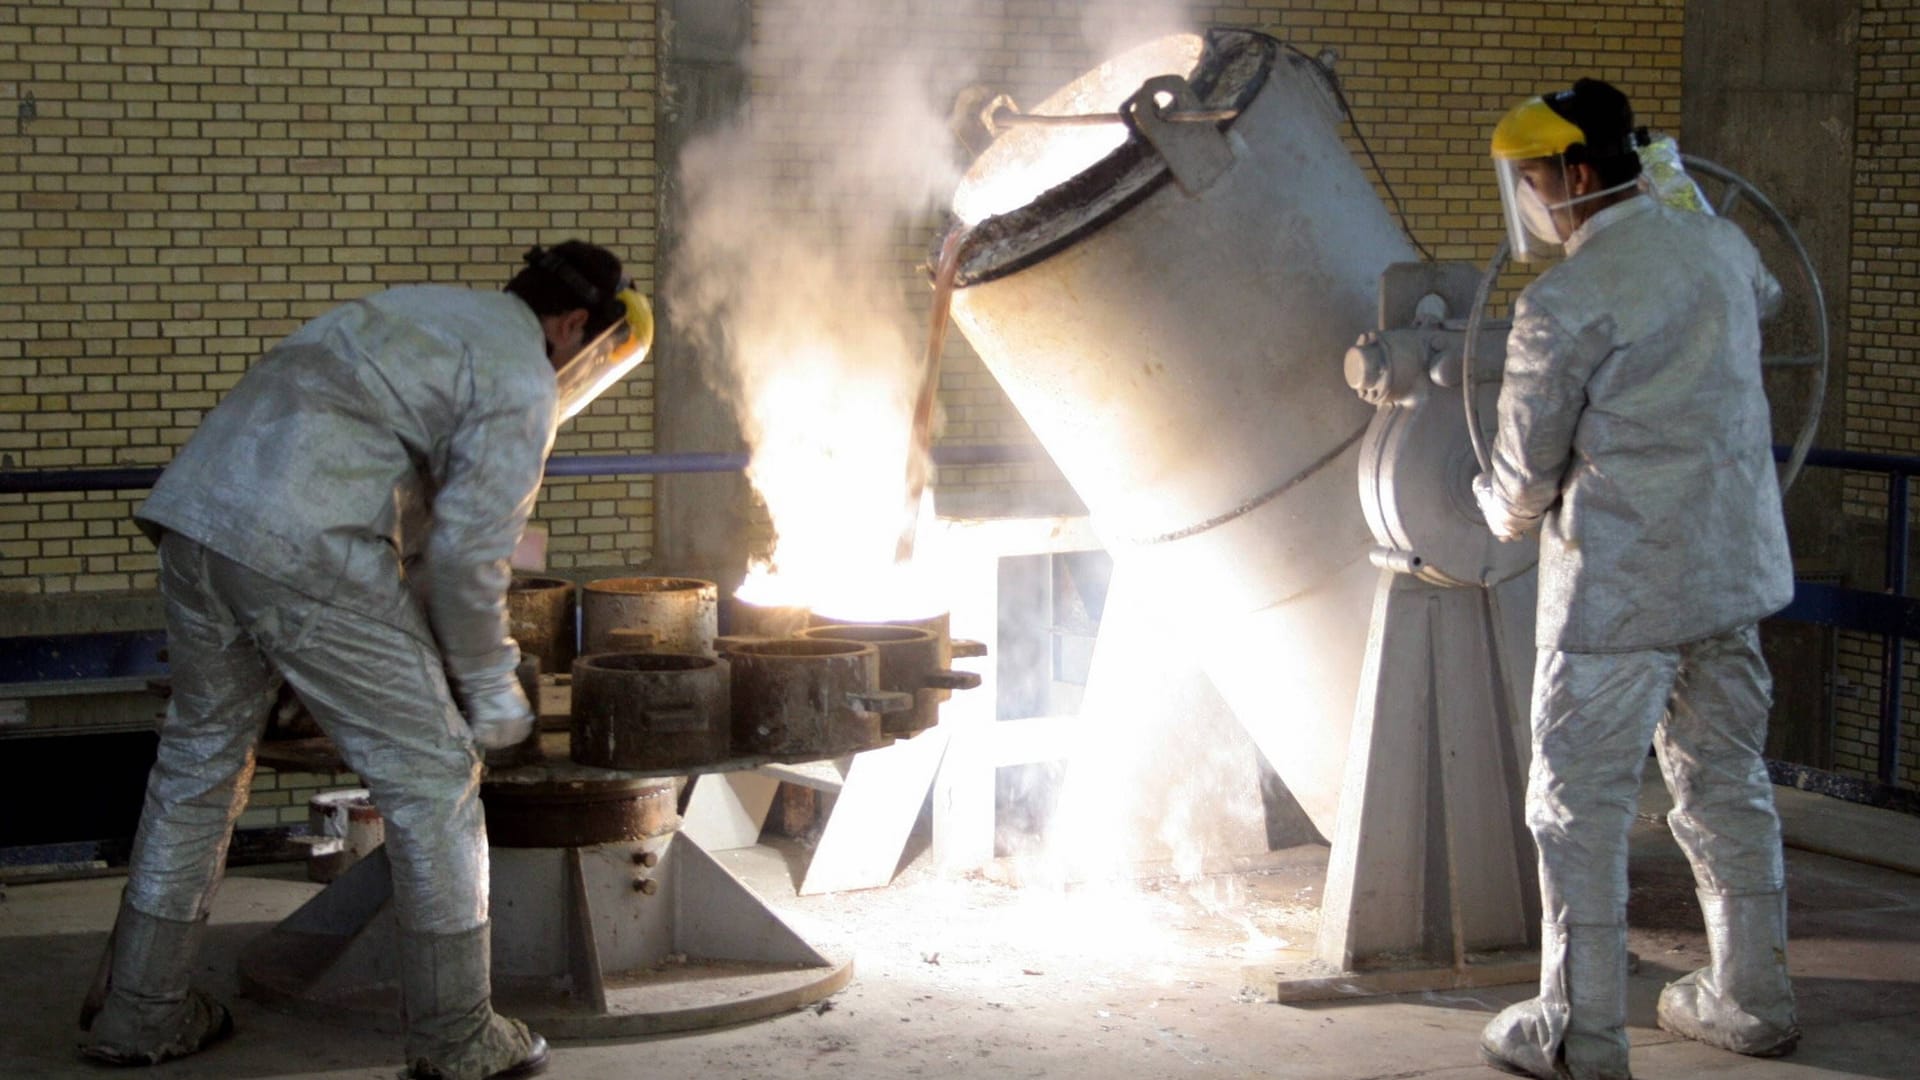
505, 240, 626, 337
1543, 78, 1638, 164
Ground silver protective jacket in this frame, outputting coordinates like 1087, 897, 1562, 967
137, 286, 558, 706
1488, 195, 1793, 651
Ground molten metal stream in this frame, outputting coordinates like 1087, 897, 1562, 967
894, 224, 970, 563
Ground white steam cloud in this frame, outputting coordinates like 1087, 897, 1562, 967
667, 0, 1206, 590
666, 1, 1282, 896
667, 1, 977, 589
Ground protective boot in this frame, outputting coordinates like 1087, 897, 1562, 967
1480, 923, 1633, 1080
1656, 890, 1798, 1057
400, 923, 549, 1080
77, 897, 234, 1066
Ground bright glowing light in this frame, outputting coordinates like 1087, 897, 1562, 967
715, 26, 1287, 967
731, 340, 945, 621
952, 33, 1205, 225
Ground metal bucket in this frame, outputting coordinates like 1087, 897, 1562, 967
507, 574, 576, 675
570, 652, 731, 771
797, 624, 945, 736
581, 577, 719, 656
809, 610, 951, 666
728, 638, 902, 759
946, 28, 1412, 835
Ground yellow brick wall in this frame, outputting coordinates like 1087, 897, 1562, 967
0, 0, 660, 595
1832, 633, 1920, 786
1229, 0, 1683, 259
1847, 0, 1919, 464
239, 767, 362, 831
1831, 0, 1919, 790
1, 0, 1687, 591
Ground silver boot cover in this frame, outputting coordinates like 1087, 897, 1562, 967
1481, 923, 1633, 1080
79, 896, 232, 1066
1657, 889, 1798, 1056
400, 923, 541, 1080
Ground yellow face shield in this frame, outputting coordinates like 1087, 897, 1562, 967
1490, 97, 1587, 262
553, 287, 655, 422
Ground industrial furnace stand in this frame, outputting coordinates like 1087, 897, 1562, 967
240, 735, 851, 1038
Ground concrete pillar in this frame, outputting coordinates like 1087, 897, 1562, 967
652, 0, 755, 585
1683, 0, 1859, 765
1683, 0, 1856, 563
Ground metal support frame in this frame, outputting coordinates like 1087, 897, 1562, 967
1262, 262, 1541, 1003
680, 510, 1100, 890
239, 833, 851, 1038
1884, 472, 1908, 786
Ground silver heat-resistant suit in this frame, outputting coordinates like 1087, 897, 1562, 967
1478, 195, 1800, 1079
87, 286, 556, 1077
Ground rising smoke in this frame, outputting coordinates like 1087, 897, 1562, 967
667, 1, 1281, 896
667, 2, 1206, 597
666, 1, 978, 597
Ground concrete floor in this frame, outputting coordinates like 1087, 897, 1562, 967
3, 781, 1917, 1080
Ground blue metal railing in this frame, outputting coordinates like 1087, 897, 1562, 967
8, 441, 1911, 793
1772, 445, 1920, 795
0, 444, 1049, 495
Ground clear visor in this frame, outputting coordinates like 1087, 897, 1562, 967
1494, 155, 1570, 263
554, 290, 655, 423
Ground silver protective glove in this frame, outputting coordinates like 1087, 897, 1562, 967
1474, 472, 1539, 542
452, 660, 535, 750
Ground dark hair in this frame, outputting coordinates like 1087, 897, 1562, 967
1544, 78, 1643, 187
505, 240, 626, 338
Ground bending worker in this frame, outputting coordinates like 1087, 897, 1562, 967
80, 242, 643, 1080
1471, 80, 1800, 1079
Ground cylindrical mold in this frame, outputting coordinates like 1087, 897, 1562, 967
809, 610, 951, 667
947, 29, 1412, 835
798, 624, 945, 736
730, 596, 812, 639
713, 633, 774, 655
581, 576, 718, 656
570, 652, 731, 771
728, 638, 887, 758
507, 574, 576, 676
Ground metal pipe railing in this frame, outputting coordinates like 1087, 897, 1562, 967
1883, 472, 1910, 786
1773, 443, 1920, 790
0, 443, 1049, 495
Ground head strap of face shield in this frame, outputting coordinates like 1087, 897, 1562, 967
1561, 128, 1647, 168
524, 245, 604, 309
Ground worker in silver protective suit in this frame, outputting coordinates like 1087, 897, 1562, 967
1470, 80, 1799, 1080
79, 242, 633, 1079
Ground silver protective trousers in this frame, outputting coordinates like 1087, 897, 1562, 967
1484, 624, 1791, 1078
124, 532, 489, 934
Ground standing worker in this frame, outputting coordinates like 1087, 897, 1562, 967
1471, 80, 1800, 1079
79, 242, 650, 1080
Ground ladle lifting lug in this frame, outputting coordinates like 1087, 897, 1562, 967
922, 669, 982, 691
949, 638, 988, 659
1122, 74, 1236, 196
845, 689, 914, 715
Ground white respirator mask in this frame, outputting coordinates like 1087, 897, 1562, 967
1496, 156, 1640, 260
